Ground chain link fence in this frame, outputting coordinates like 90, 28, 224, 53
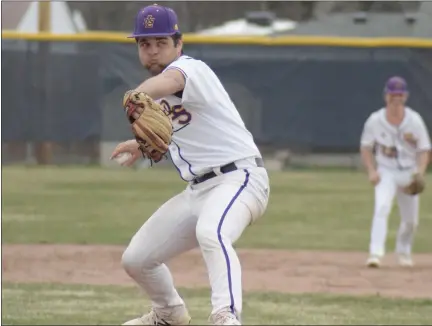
2, 36, 432, 167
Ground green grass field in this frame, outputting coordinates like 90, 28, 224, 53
3, 283, 432, 325
2, 166, 432, 325
3, 166, 432, 251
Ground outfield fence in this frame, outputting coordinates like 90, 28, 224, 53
2, 31, 432, 166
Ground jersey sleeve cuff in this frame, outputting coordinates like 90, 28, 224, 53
165, 66, 188, 80
417, 146, 432, 152
360, 141, 374, 147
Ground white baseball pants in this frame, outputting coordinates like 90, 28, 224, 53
369, 166, 419, 257
121, 165, 269, 318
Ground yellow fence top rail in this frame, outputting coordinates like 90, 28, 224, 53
2, 30, 432, 48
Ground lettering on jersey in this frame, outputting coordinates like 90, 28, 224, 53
377, 143, 398, 158
403, 133, 417, 147
160, 100, 192, 125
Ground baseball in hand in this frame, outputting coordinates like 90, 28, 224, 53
113, 152, 132, 165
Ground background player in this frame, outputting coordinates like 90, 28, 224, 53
360, 76, 431, 268
111, 4, 270, 325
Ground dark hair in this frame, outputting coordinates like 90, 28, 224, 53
171, 32, 182, 47
172, 32, 183, 54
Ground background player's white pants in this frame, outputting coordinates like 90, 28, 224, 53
369, 166, 419, 257
122, 166, 269, 318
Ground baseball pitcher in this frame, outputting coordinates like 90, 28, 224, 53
360, 76, 431, 268
110, 5, 270, 325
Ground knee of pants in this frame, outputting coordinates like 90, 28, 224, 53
401, 220, 418, 231
374, 204, 392, 219
196, 223, 224, 252
121, 244, 159, 277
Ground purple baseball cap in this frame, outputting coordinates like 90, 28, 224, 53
128, 4, 180, 38
384, 76, 408, 94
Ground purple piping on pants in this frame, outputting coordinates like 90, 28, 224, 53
217, 169, 250, 315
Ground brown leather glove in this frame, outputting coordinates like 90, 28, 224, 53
403, 173, 426, 195
122, 90, 173, 162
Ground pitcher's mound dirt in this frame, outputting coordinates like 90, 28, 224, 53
3, 244, 432, 299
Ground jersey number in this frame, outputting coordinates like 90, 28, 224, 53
160, 100, 192, 125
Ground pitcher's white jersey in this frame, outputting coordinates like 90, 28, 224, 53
158, 55, 261, 181
360, 107, 431, 169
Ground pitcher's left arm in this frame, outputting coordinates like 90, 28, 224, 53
135, 69, 185, 100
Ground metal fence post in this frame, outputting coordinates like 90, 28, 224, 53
34, 1, 53, 165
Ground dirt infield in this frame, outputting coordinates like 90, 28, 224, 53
3, 244, 432, 299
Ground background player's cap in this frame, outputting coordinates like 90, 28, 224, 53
128, 4, 180, 38
384, 76, 408, 94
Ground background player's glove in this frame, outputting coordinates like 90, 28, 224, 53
122, 90, 173, 162
403, 173, 425, 195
